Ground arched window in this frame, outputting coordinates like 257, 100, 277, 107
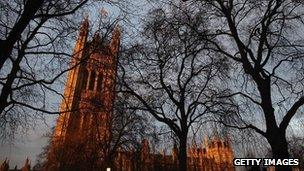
203, 148, 206, 154
224, 142, 227, 148
218, 142, 222, 148
82, 69, 88, 90
89, 70, 96, 90
97, 73, 103, 91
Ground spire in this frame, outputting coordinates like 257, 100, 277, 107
112, 25, 120, 41
161, 148, 166, 157
79, 16, 89, 36
110, 25, 120, 56
25, 157, 30, 165
141, 139, 150, 161
93, 32, 101, 43
0, 159, 9, 171
213, 125, 220, 140
21, 158, 30, 171
72, 16, 89, 60
172, 143, 178, 162
141, 139, 150, 154
204, 135, 209, 148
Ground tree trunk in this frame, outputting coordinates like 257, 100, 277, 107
0, 54, 22, 114
267, 129, 292, 171
257, 79, 292, 171
178, 136, 187, 171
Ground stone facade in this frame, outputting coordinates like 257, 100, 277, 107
46, 17, 120, 171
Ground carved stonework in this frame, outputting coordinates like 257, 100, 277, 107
46, 18, 120, 171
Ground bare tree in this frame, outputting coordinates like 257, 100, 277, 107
119, 3, 235, 170
0, 0, 129, 140
180, 0, 304, 170
0, 0, 92, 139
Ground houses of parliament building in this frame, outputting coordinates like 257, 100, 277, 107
43, 18, 235, 171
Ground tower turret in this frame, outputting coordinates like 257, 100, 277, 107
172, 144, 178, 163
204, 135, 209, 148
21, 158, 30, 171
0, 159, 9, 171
52, 17, 89, 143
141, 139, 150, 161
110, 25, 120, 56
73, 17, 89, 61
47, 18, 120, 171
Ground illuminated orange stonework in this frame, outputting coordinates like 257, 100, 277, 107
46, 18, 120, 170
46, 18, 235, 171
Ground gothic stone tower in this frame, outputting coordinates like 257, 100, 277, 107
46, 18, 120, 170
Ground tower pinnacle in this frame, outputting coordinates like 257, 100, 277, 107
79, 16, 89, 36
110, 25, 120, 55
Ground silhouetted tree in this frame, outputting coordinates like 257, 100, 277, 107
0, 0, 90, 140
0, 0, 129, 140
180, 0, 304, 170
119, 3, 236, 170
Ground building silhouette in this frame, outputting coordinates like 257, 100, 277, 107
113, 137, 234, 171
45, 18, 235, 171
0, 158, 31, 171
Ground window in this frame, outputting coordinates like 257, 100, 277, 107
224, 142, 227, 148
82, 69, 88, 90
218, 142, 222, 148
89, 70, 96, 90
97, 73, 103, 91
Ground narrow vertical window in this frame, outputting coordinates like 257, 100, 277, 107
218, 142, 222, 148
82, 69, 88, 90
89, 70, 96, 90
97, 73, 103, 91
